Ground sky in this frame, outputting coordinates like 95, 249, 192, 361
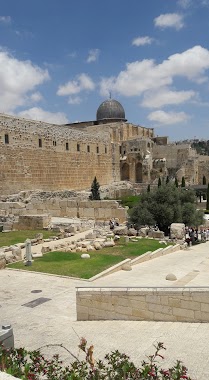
1, 0, 209, 141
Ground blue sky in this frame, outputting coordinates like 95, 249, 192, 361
0, 0, 209, 140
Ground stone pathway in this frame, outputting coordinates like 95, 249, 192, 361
1, 241, 209, 379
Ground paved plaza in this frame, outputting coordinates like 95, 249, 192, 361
1, 241, 209, 379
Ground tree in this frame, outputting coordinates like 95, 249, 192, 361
207, 183, 209, 210
89, 176, 100, 200
129, 183, 203, 234
147, 184, 150, 192
203, 175, 206, 185
158, 177, 161, 188
174, 177, 178, 188
181, 176, 185, 187
166, 176, 169, 184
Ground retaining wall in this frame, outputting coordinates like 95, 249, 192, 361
76, 287, 209, 322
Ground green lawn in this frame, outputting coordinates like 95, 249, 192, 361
0, 230, 56, 247
7, 238, 168, 279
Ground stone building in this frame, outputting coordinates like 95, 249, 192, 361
0, 98, 208, 195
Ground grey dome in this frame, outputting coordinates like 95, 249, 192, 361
96, 99, 126, 121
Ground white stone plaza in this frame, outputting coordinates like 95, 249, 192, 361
1, 240, 209, 379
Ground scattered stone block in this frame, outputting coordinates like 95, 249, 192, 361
166, 273, 177, 281
81, 253, 90, 259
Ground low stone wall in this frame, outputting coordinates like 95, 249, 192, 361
16, 214, 51, 230
0, 199, 127, 225
76, 287, 209, 322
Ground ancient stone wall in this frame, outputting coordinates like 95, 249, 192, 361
152, 144, 195, 169
0, 114, 115, 194
0, 199, 127, 225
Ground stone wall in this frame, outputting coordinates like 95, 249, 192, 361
76, 287, 209, 322
0, 199, 127, 227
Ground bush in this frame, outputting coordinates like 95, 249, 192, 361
0, 340, 192, 379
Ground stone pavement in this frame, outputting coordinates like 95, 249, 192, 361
1, 242, 209, 379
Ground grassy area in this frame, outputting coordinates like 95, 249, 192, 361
119, 195, 140, 209
8, 238, 168, 279
0, 230, 56, 247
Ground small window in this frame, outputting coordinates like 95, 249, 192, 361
4, 134, 9, 144
53, 140, 57, 146
87, 145, 90, 153
77, 143, 80, 152
66, 142, 69, 151
96, 146, 99, 153
105, 146, 107, 154
39, 138, 42, 148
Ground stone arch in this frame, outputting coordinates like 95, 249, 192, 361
121, 163, 130, 181
136, 162, 142, 183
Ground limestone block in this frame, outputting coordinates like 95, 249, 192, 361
113, 226, 128, 235
166, 273, 177, 281
170, 223, 185, 240
122, 263, 132, 271
127, 228, 137, 236
5, 251, 14, 263
17, 214, 51, 230
139, 227, 149, 237
86, 245, 94, 251
148, 230, 165, 239
41, 246, 51, 254
103, 239, 115, 247
172, 307, 194, 319
11, 246, 22, 260
93, 242, 101, 250
81, 253, 90, 259
0, 253, 6, 269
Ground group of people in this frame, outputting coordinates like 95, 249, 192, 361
109, 219, 119, 230
185, 226, 209, 244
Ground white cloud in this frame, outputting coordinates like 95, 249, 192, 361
142, 88, 196, 108
147, 110, 190, 125
0, 49, 49, 113
17, 107, 69, 124
132, 36, 153, 47
87, 49, 100, 63
57, 73, 95, 96
30, 92, 43, 102
154, 13, 184, 30
99, 46, 209, 98
0, 16, 11, 24
177, 0, 192, 9
68, 96, 81, 105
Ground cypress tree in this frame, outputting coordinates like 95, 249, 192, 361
89, 176, 101, 200
166, 176, 169, 184
207, 184, 209, 210
147, 184, 150, 192
181, 176, 185, 187
158, 177, 162, 188
175, 177, 178, 188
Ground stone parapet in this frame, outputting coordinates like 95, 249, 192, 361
76, 287, 209, 322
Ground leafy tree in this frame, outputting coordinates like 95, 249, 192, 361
129, 183, 203, 234
157, 177, 161, 188
181, 176, 185, 187
89, 176, 100, 200
203, 175, 206, 185
174, 177, 178, 188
